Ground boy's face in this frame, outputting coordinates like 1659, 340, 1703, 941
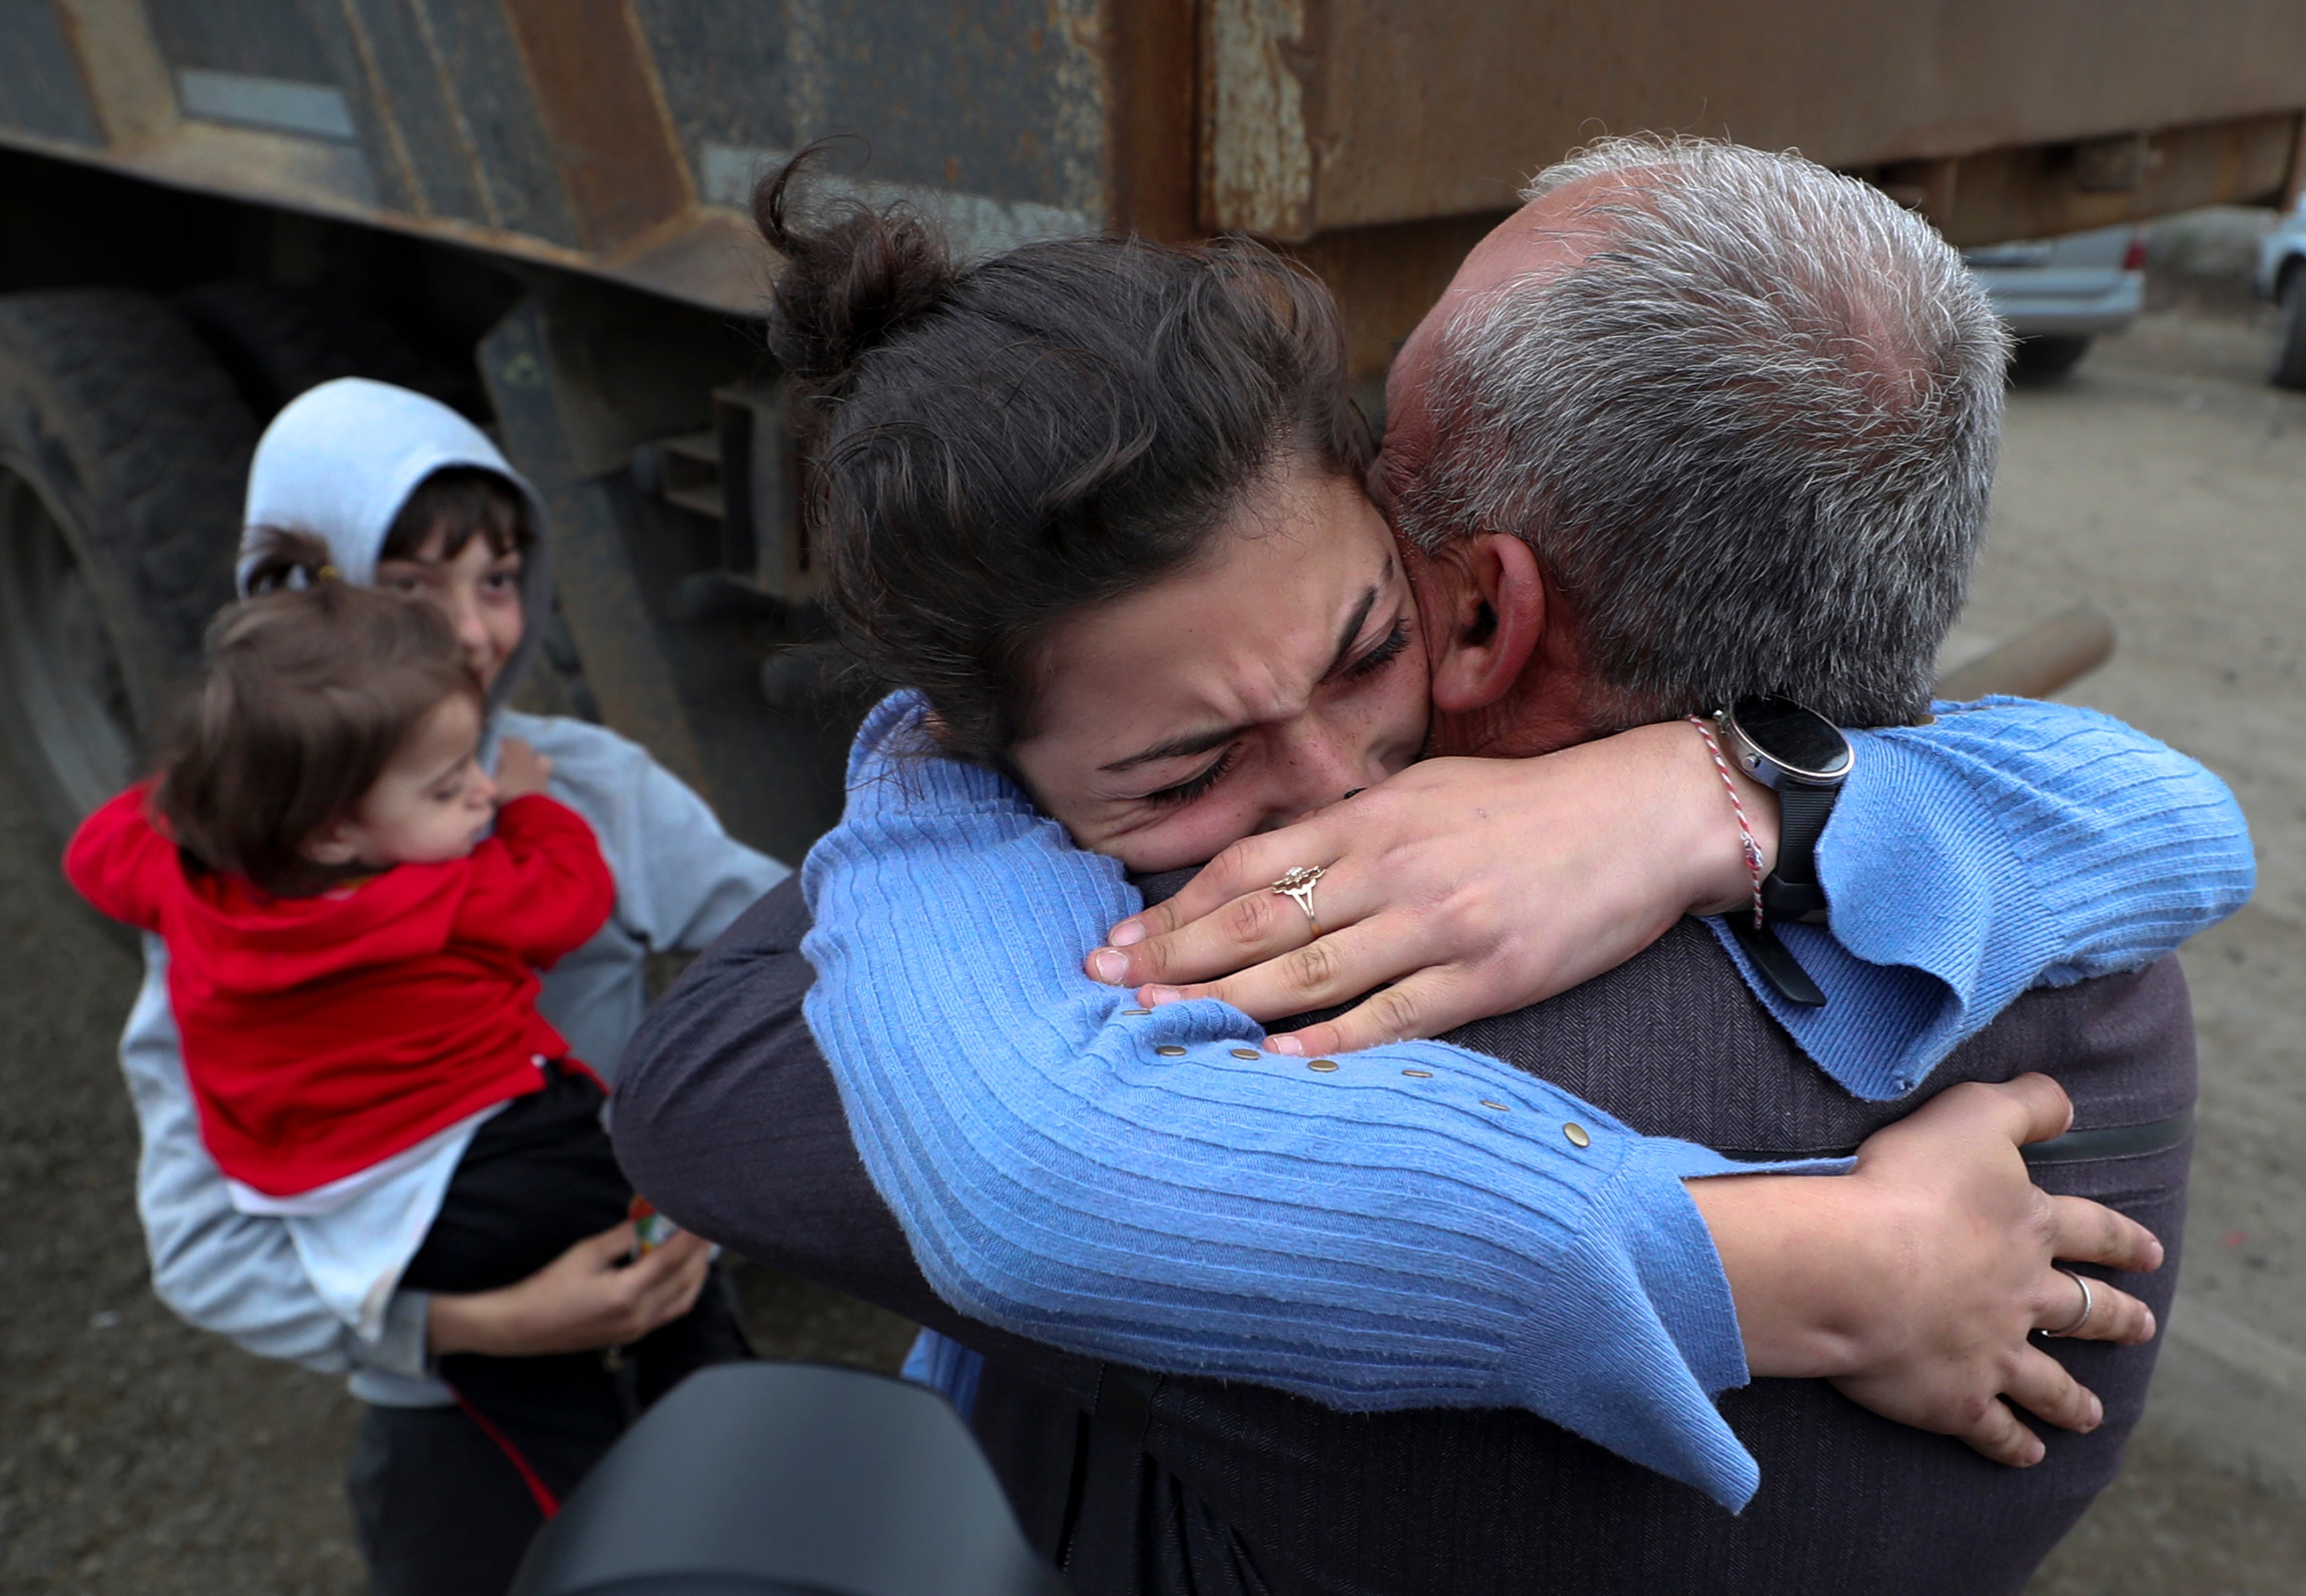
376, 528, 525, 690
304, 695, 497, 872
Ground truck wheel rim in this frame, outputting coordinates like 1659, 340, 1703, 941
0, 466, 135, 817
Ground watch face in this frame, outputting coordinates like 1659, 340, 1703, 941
1732, 696, 1853, 781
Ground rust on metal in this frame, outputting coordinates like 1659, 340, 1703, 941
1289, 210, 1508, 385
502, 0, 693, 253
48, 0, 177, 151
1926, 113, 2299, 246
1202, 0, 1316, 238
1202, 0, 2306, 239
9, 0, 2306, 325
1103, 0, 1199, 240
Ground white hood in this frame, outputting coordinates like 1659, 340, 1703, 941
238, 378, 555, 707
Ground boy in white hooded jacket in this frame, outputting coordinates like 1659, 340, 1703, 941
116, 379, 789, 1595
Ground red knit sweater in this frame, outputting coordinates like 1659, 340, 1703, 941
66, 787, 616, 1196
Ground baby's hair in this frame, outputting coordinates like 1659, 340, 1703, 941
154, 552, 483, 896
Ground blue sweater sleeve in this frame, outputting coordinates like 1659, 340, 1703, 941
1715, 697, 2254, 1101
803, 697, 1843, 1511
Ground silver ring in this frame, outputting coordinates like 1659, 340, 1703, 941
2043, 1268, 2096, 1338
1271, 865, 1326, 939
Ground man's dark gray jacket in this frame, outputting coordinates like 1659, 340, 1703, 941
614, 875, 2193, 1596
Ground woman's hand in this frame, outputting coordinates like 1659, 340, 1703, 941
426, 1223, 713, 1357
494, 736, 555, 803
1085, 721, 1778, 1053
1688, 1075, 2163, 1467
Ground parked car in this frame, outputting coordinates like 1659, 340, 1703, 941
1964, 226, 2147, 379
2255, 195, 2306, 388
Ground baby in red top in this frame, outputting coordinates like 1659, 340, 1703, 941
68, 570, 615, 1203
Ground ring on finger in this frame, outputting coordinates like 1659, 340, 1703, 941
1270, 865, 1327, 940
2041, 1268, 2096, 1338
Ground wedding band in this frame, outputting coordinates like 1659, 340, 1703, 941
2043, 1268, 2096, 1338
1271, 865, 1327, 939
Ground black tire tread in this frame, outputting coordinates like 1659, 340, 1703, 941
0, 289, 258, 668
176, 279, 436, 421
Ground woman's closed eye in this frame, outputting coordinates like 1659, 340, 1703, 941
1142, 745, 1238, 808
1343, 616, 1411, 682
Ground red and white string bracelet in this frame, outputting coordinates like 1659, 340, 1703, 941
1688, 715, 1766, 929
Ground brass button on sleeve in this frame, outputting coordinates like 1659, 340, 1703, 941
1563, 1122, 1592, 1148
1307, 1059, 1340, 1073
1120, 1008, 1153, 1016
1230, 1048, 1261, 1060
1480, 1100, 1510, 1112
1401, 1069, 1433, 1079
1155, 1045, 1187, 1057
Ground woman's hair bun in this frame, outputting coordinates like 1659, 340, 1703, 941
755, 142, 960, 410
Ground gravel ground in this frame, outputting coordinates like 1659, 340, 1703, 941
3, 291, 2300, 1595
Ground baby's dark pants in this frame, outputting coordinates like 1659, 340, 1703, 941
346, 1063, 751, 1596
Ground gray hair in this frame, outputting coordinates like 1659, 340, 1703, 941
1395, 136, 2010, 727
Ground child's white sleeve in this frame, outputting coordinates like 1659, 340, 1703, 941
537, 716, 789, 953
121, 939, 432, 1382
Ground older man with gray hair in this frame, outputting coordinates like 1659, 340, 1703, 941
619, 138, 2238, 1594
1388, 135, 2009, 739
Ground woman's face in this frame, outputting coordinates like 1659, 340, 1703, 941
1010, 461, 1430, 874
375, 528, 526, 690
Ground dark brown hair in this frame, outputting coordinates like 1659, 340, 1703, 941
381, 466, 529, 563
239, 468, 530, 598
155, 534, 484, 896
757, 149, 1366, 769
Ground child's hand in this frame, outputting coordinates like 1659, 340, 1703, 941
495, 737, 554, 803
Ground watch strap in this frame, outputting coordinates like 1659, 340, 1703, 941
1728, 915, 1827, 1008
1763, 782, 1838, 921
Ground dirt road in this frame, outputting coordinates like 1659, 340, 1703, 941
3, 299, 2301, 1594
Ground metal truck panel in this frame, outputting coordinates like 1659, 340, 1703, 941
4, 1, 2305, 316
1208, 0, 2306, 238
0, 0, 103, 144
1, 0, 1120, 314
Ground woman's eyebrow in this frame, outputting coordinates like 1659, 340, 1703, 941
1100, 722, 1240, 775
1099, 560, 1397, 775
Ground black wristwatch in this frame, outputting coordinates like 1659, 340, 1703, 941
1712, 697, 1854, 1008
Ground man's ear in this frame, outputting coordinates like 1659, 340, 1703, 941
1429, 534, 1545, 714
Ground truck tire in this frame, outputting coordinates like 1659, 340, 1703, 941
176, 280, 435, 421
2270, 269, 2306, 391
0, 291, 257, 839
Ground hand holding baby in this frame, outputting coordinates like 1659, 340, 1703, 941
495, 736, 554, 803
